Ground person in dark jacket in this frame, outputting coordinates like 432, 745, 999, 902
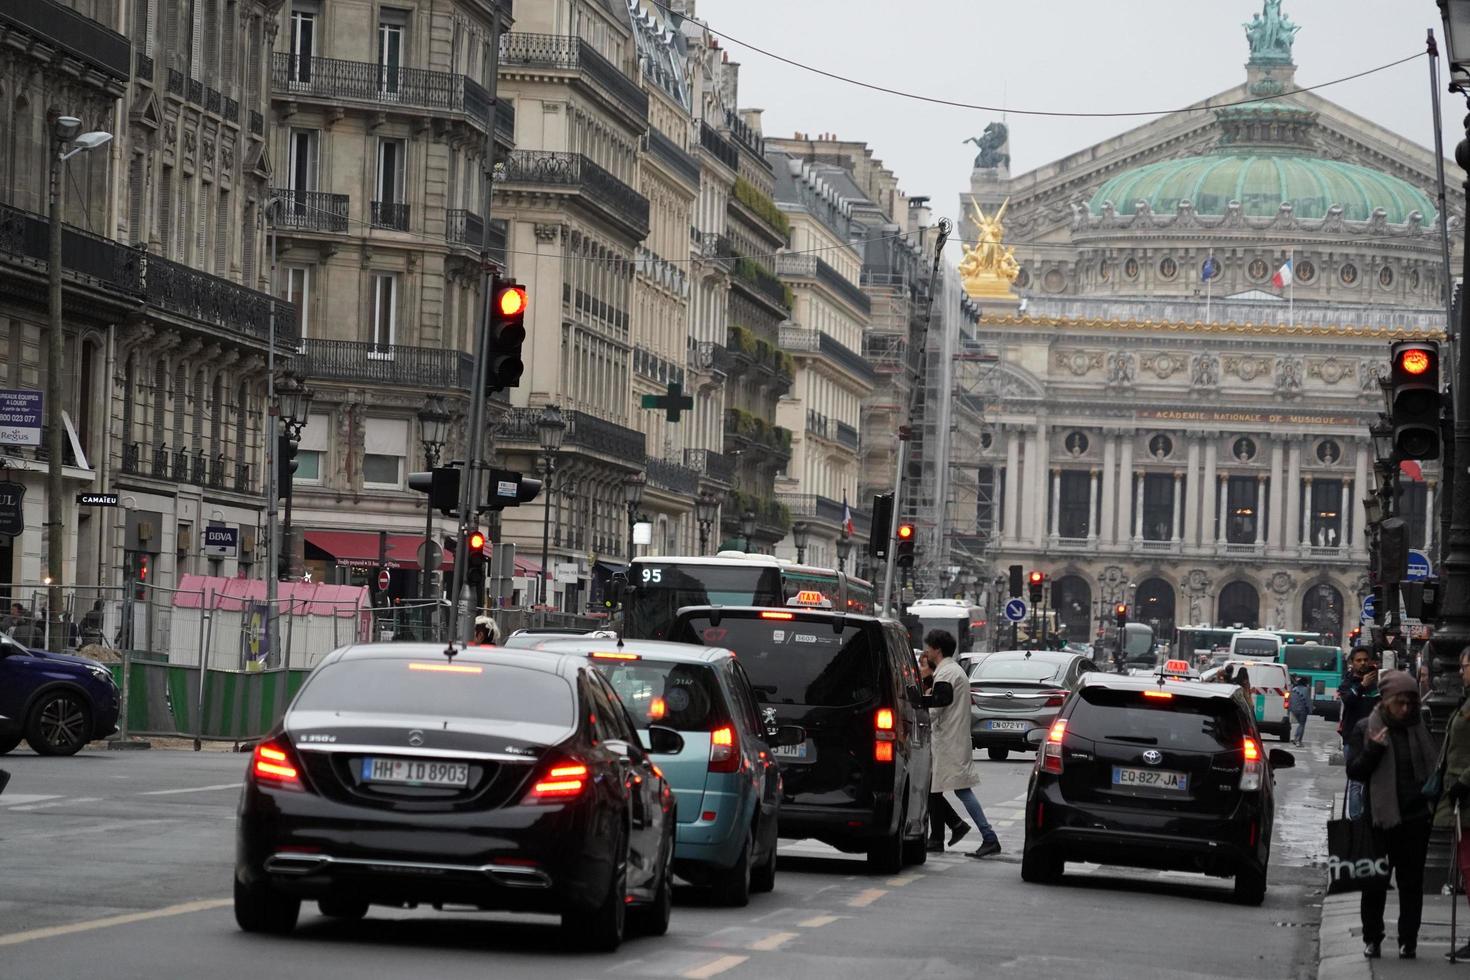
1346, 669, 1437, 960
1436, 647, 1470, 961
1340, 647, 1381, 818
1289, 675, 1312, 746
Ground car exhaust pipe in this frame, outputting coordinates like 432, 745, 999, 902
264, 853, 328, 875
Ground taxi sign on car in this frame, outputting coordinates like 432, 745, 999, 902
1159, 659, 1198, 679
787, 590, 833, 608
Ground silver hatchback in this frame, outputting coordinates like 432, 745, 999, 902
969, 651, 1102, 760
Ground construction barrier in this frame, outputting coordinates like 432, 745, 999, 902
109, 655, 311, 742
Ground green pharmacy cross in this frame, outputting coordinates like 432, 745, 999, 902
641, 382, 694, 422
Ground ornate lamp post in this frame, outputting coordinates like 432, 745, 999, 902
791, 521, 811, 564
836, 530, 853, 574
623, 473, 645, 563
695, 492, 719, 555
415, 396, 451, 614
275, 376, 313, 581
536, 406, 566, 608
741, 510, 757, 554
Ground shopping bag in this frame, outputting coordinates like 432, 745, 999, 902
1327, 788, 1390, 895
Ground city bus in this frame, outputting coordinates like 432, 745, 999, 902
1278, 642, 1345, 719
904, 599, 986, 656
620, 552, 875, 640
1176, 625, 1326, 664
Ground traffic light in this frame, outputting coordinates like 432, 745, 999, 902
487, 277, 528, 394
464, 528, 488, 577
894, 522, 916, 567
1115, 603, 1128, 628
484, 468, 543, 511
1028, 570, 1045, 605
1378, 517, 1409, 583
132, 553, 150, 600
869, 492, 894, 558
277, 432, 298, 499
1009, 564, 1023, 598
408, 465, 462, 516
1389, 340, 1441, 460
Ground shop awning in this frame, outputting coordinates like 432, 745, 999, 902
303, 530, 467, 569
514, 555, 542, 575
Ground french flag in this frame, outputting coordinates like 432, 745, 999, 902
843, 497, 855, 536
1271, 259, 1293, 289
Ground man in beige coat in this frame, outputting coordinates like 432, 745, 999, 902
923, 629, 1000, 858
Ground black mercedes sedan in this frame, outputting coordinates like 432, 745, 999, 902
234, 643, 683, 951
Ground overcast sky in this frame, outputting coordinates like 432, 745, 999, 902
699, 0, 1460, 226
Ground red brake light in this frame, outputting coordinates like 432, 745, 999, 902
874, 741, 894, 763
1041, 688, 1069, 707
1048, 719, 1067, 743
760, 610, 794, 620
1242, 737, 1260, 762
252, 740, 302, 790
1142, 689, 1174, 700
875, 708, 895, 731
529, 761, 588, 802
709, 725, 738, 773
1041, 719, 1066, 774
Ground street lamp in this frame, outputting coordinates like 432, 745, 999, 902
623, 472, 645, 563
1369, 420, 1396, 466
46, 115, 112, 640
836, 530, 853, 573
741, 510, 757, 554
791, 521, 811, 564
275, 375, 313, 580
536, 405, 566, 608
415, 395, 451, 616
695, 492, 719, 555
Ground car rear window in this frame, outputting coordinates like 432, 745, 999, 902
294, 659, 574, 726
972, 657, 1066, 683
1068, 687, 1244, 751
676, 615, 879, 707
1233, 637, 1278, 657
591, 660, 727, 731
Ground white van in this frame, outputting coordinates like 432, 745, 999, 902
1228, 630, 1283, 663
1207, 660, 1292, 740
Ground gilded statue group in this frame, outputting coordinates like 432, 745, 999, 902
957, 199, 1020, 299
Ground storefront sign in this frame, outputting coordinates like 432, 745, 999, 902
0, 390, 41, 446
0, 481, 22, 536
77, 492, 120, 506
202, 525, 239, 557
555, 562, 579, 584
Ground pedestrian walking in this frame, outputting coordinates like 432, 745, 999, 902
1435, 647, 1470, 961
920, 629, 1001, 859
471, 615, 499, 646
1290, 674, 1312, 746
1346, 669, 1436, 960
1340, 647, 1382, 819
919, 652, 968, 852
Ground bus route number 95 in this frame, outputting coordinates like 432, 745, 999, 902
641, 568, 663, 584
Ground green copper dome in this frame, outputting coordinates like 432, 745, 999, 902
1087, 153, 1436, 225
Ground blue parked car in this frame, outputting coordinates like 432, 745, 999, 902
527, 638, 803, 906
0, 632, 120, 756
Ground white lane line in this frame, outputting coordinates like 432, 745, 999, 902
0, 794, 61, 807
749, 932, 798, 952
137, 782, 241, 797
846, 888, 887, 908
10, 797, 101, 811
0, 898, 232, 947
682, 954, 749, 979
798, 914, 841, 928
7, 818, 178, 842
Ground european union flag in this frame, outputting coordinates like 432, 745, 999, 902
1201, 257, 1220, 282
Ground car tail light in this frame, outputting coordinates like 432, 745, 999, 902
1283, 692, 1290, 712
1040, 719, 1065, 774
709, 725, 739, 773
1240, 737, 1262, 792
528, 761, 589, 802
760, 610, 794, 620
1142, 690, 1173, 700
873, 706, 896, 764
1041, 688, 1069, 707
251, 740, 303, 791
874, 741, 894, 763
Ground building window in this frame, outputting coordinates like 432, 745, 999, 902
1310, 479, 1343, 547
373, 138, 407, 229
296, 449, 323, 482
1142, 473, 1173, 541
297, 412, 329, 486
378, 8, 407, 96
1226, 475, 1258, 545
363, 417, 407, 490
371, 272, 397, 349
285, 266, 310, 347
287, 128, 318, 195
1058, 471, 1091, 539
288, 7, 315, 83
362, 453, 400, 487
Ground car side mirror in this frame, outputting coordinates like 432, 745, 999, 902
771, 725, 805, 748
646, 724, 685, 755
1268, 748, 1295, 770
1024, 729, 1046, 748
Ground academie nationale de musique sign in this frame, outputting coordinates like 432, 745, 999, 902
1135, 409, 1363, 428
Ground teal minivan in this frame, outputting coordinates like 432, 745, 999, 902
526, 638, 801, 907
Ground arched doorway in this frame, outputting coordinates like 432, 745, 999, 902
1302, 582, 1344, 646
1218, 581, 1260, 629
1135, 578, 1176, 639
1052, 575, 1092, 644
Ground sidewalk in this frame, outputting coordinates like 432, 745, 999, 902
1319, 890, 1470, 979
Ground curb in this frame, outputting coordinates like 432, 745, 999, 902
105, 737, 152, 751
1318, 893, 1373, 980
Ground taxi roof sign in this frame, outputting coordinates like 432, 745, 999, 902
788, 590, 832, 608
1162, 659, 1193, 674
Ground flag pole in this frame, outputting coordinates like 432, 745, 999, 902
1205, 252, 1213, 324
1288, 248, 1294, 329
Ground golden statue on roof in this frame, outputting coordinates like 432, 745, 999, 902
958, 198, 1020, 299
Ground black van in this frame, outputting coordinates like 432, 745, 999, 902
670, 606, 931, 872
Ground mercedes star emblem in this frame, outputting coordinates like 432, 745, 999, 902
408, 730, 425, 747
1142, 749, 1163, 765
1004, 691, 1014, 699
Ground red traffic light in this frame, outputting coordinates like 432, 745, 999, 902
1397, 348, 1432, 376
896, 523, 915, 540
1028, 571, 1045, 585
496, 285, 528, 318
1115, 603, 1127, 615
467, 530, 486, 551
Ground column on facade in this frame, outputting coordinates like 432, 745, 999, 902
1285, 440, 1302, 552
1255, 474, 1267, 546
1100, 431, 1117, 545
1341, 479, 1354, 552
1048, 469, 1061, 538
1133, 473, 1144, 542
1116, 437, 1135, 542
1268, 438, 1285, 550
1003, 428, 1021, 543
1217, 474, 1228, 551
1089, 469, 1102, 543
1183, 437, 1201, 545
1351, 440, 1369, 558
1299, 477, 1313, 549
1172, 471, 1184, 543
1200, 436, 1218, 547
1022, 423, 1047, 546
1425, 481, 1436, 552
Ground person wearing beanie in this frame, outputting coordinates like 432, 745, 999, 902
1345, 668, 1436, 961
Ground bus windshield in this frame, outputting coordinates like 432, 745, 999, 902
1122, 624, 1155, 658
624, 563, 783, 640
1284, 645, 1342, 673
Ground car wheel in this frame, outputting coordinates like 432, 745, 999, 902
317, 897, 368, 920
629, 836, 673, 937
25, 690, 91, 756
901, 828, 929, 866
987, 747, 1009, 762
564, 845, 627, 952
1234, 863, 1267, 905
711, 830, 752, 907
866, 800, 905, 875
233, 876, 301, 934
750, 817, 778, 893
0, 734, 22, 755
1020, 846, 1063, 884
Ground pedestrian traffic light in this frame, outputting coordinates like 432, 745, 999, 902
1009, 564, 1023, 598
277, 432, 298, 499
869, 492, 894, 558
408, 464, 462, 516
1115, 603, 1128, 628
1028, 570, 1045, 605
484, 467, 543, 511
1388, 340, 1441, 460
487, 277, 528, 394
894, 522, 916, 567
132, 553, 150, 599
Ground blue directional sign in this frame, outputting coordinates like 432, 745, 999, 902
1406, 549, 1432, 583
1361, 594, 1376, 621
1003, 597, 1029, 623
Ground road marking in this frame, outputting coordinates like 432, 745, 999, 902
798, 914, 841, 928
8, 818, 178, 842
10, 797, 101, 811
749, 932, 797, 951
886, 873, 923, 887
138, 782, 241, 796
682, 955, 748, 978
0, 794, 61, 807
846, 888, 887, 908
0, 897, 232, 947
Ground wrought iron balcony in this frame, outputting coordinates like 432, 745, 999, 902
806, 409, 832, 441
499, 32, 648, 121
0, 202, 142, 298
120, 443, 234, 491
271, 53, 491, 131
700, 121, 738, 172
498, 150, 649, 239
695, 232, 735, 269
683, 448, 737, 485
777, 493, 870, 534
371, 201, 411, 231
647, 128, 699, 186
780, 325, 877, 386
297, 339, 475, 390
778, 254, 871, 315
724, 109, 768, 164
0, 0, 129, 84
445, 209, 484, 247
723, 490, 791, 536
723, 408, 791, 459
498, 407, 647, 463
142, 251, 297, 349
494, 98, 515, 146
135, 51, 154, 83
166, 68, 183, 95
272, 188, 350, 233
733, 256, 789, 311
189, 78, 203, 104
646, 456, 701, 496
223, 96, 238, 122
249, 110, 264, 136
485, 218, 508, 262
835, 421, 859, 450
206, 87, 221, 114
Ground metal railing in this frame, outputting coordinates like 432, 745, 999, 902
189, 77, 203, 104
135, 51, 154, 83
806, 409, 832, 441
733, 257, 788, 309
142, 251, 297, 349
835, 421, 859, 450
445, 209, 484, 247
166, 68, 183, 95
271, 53, 491, 130
272, 188, 350, 233
700, 121, 738, 171
778, 254, 871, 314
684, 448, 737, 485
724, 109, 766, 162
371, 200, 410, 231
0, 0, 129, 82
647, 127, 700, 186
485, 218, 508, 260
297, 338, 475, 390
0, 201, 142, 297
646, 456, 701, 496
119, 443, 241, 491
205, 87, 221, 114
497, 407, 647, 463
780, 325, 877, 385
498, 32, 648, 120
249, 110, 264, 136
498, 150, 649, 237
223, 96, 239, 122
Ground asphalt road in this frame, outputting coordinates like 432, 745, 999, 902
0, 720, 1340, 980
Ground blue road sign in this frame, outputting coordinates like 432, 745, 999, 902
1361, 594, 1376, 621
1406, 549, 1432, 582
1004, 597, 1029, 623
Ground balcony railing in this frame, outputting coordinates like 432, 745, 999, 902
647, 128, 700, 186
733, 257, 789, 310
776, 493, 864, 531
223, 95, 239, 122
498, 407, 646, 462
445, 209, 484, 247
683, 448, 737, 485
724, 109, 767, 163
371, 200, 411, 231
271, 53, 491, 130
189, 77, 203, 104
780, 325, 877, 386
723, 408, 791, 458
206, 86, 221, 114
499, 32, 648, 121
485, 218, 508, 262
249, 110, 264, 136
646, 456, 701, 496
0, 202, 142, 297
121, 443, 242, 491
778, 254, 871, 315
0, 0, 130, 83
724, 490, 791, 535
835, 421, 859, 450
806, 409, 832, 441
695, 232, 735, 269
700, 121, 739, 172
166, 68, 183, 95
272, 188, 350, 233
135, 51, 154, 83
297, 339, 475, 390
494, 97, 515, 145
498, 150, 649, 238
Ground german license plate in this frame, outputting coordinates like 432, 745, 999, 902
986, 720, 1027, 732
771, 742, 811, 762
1112, 766, 1188, 792
361, 757, 470, 787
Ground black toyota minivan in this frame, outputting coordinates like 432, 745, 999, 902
671, 606, 931, 872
